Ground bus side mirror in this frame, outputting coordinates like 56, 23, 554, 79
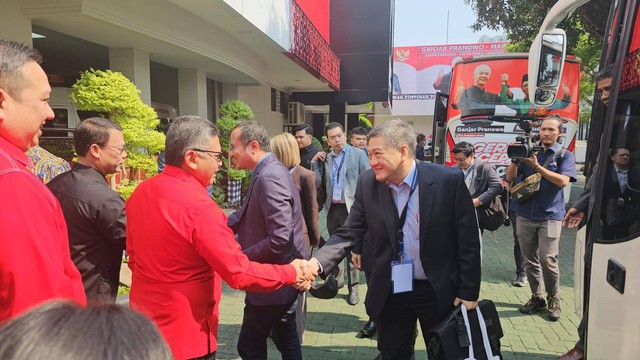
528, 30, 567, 106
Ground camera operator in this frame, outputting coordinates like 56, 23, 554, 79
505, 116, 577, 322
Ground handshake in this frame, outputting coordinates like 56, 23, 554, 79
289, 258, 320, 291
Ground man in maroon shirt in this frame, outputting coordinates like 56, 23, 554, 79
0, 40, 86, 323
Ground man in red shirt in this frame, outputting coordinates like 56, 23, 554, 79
126, 115, 312, 360
0, 40, 86, 323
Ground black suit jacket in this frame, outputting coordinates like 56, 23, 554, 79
314, 161, 481, 320
602, 165, 637, 226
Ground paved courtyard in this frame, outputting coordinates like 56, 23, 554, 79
214, 178, 586, 360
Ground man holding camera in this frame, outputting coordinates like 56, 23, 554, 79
506, 116, 576, 321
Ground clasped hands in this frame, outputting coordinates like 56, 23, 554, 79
289, 258, 320, 291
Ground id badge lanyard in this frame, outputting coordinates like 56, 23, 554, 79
391, 164, 418, 294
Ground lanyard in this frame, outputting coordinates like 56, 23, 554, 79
393, 164, 419, 261
463, 164, 475, 180
332, 150, 346, 184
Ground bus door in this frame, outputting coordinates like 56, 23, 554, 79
583, 0, 640, 357
431, 92, 448, 164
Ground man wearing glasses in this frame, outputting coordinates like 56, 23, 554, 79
48, 117, 128, 302
311, 122, 370, 306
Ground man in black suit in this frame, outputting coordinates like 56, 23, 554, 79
301, 119, 481, 359
601, 148, 637, 239
294, 124, 321, 170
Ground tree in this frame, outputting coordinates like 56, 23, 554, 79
463, 0, 608, 52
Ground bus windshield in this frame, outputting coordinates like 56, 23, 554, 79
442, 55, 581, 176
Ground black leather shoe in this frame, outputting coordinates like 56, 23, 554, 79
359, 320, 376, 338
347, 286, 359, 305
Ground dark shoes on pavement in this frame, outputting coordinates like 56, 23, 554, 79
519, 295, 561, 321
512, 274, 527, 287
519, 295, 547, 314
358, 320, 376, 338
557, 346, 584, 360
547, 296, 561, 321
347, 286, 359, 305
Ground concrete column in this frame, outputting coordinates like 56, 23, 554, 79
109, 48, 151, 104
1, 0, 32, 46
178, 69, 208, 117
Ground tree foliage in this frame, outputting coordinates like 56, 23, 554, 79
463, 0, 608, 51
70, 69, 165, 175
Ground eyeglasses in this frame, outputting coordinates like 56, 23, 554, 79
103, 144, 128, 155
192, 149, 223, 161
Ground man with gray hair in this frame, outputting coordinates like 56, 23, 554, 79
228, 120, 308, 359
299, 119, 481, 359
126, 116, 310, 360
0, 40, 85, 322
453, 63, 503, 117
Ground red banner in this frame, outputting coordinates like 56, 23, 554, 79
392, 42, 508, 99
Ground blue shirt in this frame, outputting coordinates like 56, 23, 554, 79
330, 149, 346, 203
386, 161, 427, 279
514, 143, 577, 221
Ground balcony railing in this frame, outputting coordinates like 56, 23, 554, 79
289, 0, 340, 90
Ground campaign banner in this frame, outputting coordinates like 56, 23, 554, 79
391, 42, 508, 116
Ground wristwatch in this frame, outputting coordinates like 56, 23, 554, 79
511, 158, 519, 164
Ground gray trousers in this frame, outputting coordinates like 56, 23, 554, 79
516, 217, 562, 298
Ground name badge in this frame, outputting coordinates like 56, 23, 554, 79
391, 260, 413, 294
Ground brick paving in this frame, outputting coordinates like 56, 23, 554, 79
204, 178, 586, 359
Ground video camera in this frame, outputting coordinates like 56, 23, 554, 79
507, 120, 544, 159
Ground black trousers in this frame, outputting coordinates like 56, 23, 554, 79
378, 280, 442, 360
237, 297, 302, 360
327, 203, 359, 288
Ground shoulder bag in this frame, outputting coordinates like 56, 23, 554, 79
427, 299, 503, 360
510, 148, 565, 204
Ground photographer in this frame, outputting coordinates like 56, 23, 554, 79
505, 116, 577, 322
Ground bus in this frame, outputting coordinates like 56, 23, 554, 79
529, 0, 640, 357
431, 53, 581, 179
